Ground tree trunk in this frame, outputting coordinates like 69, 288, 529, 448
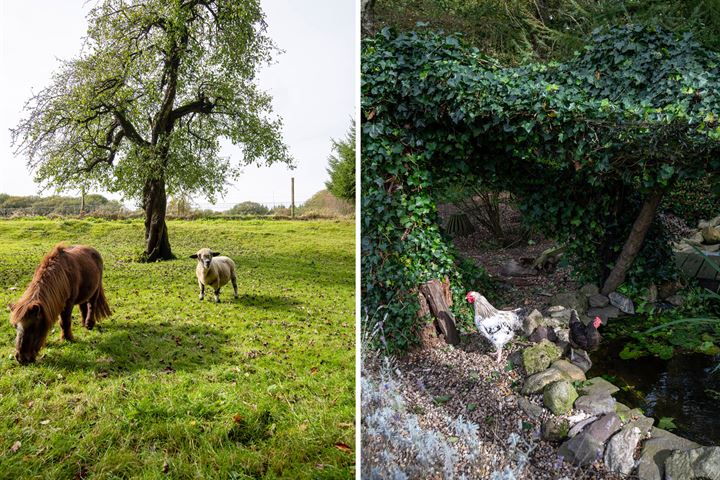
361, 0, 376, 36
419, 279, 460, 345
601, 190, 666, 295
143, 178, 174, 261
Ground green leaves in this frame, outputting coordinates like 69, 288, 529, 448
362, 26, 720, 351
13, 0, 291, 202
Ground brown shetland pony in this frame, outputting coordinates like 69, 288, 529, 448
9, 244, 111, 364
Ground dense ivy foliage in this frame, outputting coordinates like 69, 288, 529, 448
362, 25, 720, 350
662, 176, 720, 226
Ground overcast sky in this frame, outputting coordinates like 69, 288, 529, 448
0, 0, 355, 210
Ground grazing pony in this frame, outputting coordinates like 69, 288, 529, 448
9, 244, 111, 364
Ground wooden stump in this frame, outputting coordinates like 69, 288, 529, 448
419, 278, 460, 345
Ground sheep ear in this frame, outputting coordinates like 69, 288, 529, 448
189, 254, 198, 259
211, 252, 221, 257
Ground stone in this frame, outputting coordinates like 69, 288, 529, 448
604, 426, 643, 475
625, 415, 654, 436
701, 226, 720, 244
698, 216, 720, 229
542, 417, 570, 442
666, 294, 683, 307
544, 380, 578, 415
577, 377, 620, 396
703, 243, 720, 252
559, 431, 604, 466
549, 309, 573, 323
584, 413, 621, 443
529, 326, 557, 343
580, 283, 599, 296
567, 416, 597, 438
555, 340, 570, 356
569, 348, 592, 373
549, 292, 588, 312
522, 368, 565, 395
608, 292, 635, 314
547, 305, 565, 313
587, 293, 609, 308
517, 396, 544, 419
586, 305, 620, 323
688, 231, 705, 245
556, 328, 569, 343
574, 393, 616, 415
665, 446, 720, 480
508, 349, 523, 367
500, 258, 536, 276
614, 401, 630, 417
522, 309, 543, 335
522, 339, 562, 375
637, 427, 701, 480
550, 360, 586, 382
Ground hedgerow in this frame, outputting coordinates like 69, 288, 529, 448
361, 25, 720, 351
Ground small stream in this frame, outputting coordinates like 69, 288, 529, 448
588, 339, 720, 446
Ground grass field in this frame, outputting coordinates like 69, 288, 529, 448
0, 218, 355, 479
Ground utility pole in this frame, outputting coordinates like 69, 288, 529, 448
79, 186, 85, 216
291, 177, 295, 218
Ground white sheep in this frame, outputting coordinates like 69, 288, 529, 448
190, 248, 238, 303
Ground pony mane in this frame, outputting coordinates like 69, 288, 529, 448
11, 243, 72, 325
473, 294, 500, 319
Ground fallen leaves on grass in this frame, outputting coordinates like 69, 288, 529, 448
334, 442, 352, 454
9, 441, 21, 453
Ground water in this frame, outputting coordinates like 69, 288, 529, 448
588, 340, 720, 446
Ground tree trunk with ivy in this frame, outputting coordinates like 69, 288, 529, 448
601, 190, 667, 295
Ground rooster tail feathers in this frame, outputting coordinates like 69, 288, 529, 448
570, 309, 580, 324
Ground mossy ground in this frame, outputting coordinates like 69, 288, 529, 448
0, 218, 355, 479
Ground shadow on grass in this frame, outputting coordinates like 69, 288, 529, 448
233, 293, 302, 310
37, 319, 232, 375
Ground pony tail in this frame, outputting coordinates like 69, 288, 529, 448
92, 283, 112, 321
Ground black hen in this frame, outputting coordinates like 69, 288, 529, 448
569, 309, 602, 351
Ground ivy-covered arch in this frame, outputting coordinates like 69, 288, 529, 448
361, 25, 720, 351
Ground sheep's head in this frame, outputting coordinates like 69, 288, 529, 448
190, 248, 220, 269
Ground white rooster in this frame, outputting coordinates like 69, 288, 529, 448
466, 291, 524, 363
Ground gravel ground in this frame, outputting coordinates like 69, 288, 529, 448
388, 333, 625, 479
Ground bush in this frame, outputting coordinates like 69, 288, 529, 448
226, 201, 270, 216
298, 190, 354, 217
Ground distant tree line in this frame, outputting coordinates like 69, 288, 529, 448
0, 194, 126, 217
0, 190, 353, 219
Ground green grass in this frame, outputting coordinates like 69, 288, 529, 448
0, 218, 355, 479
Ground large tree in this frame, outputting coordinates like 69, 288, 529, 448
325, 119, 356, 203
12, 0, 291, 261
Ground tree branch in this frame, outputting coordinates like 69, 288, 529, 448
170, 95, 215, 123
